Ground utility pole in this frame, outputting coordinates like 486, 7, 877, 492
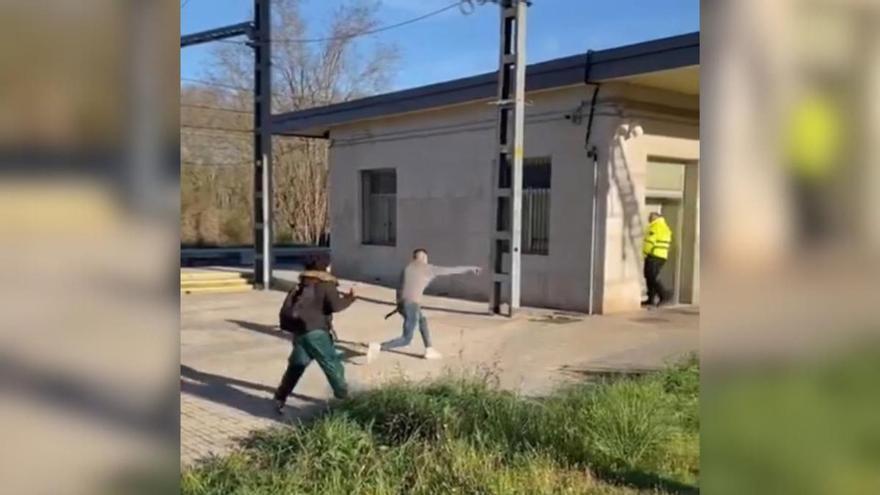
489, 0, 528, 316
252, 0, 273, 290
180, 0, 273, 289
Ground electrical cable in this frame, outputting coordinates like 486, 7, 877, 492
216, 0, 475, 46
181, 103, 252, 114
181, 77, 252, 91
181, 124, 253, 134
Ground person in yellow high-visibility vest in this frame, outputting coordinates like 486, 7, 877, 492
642, 212, 673, 307
784, 89, 843, 244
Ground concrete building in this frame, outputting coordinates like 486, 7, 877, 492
273, 32, 700, 314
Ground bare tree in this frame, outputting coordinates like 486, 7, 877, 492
182, 0, 399, 246
180, 86, 253, 245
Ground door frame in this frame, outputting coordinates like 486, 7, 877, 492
645, 194, 684, 304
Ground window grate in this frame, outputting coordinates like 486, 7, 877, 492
361, 169, 397, 246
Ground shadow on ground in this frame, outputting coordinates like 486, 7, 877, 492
225, 320, 366, 364
355, 295, 491, 317
226, 319, 287, 341
610, 470, 699, 495
556, 364, 656, 381
528, 314, 584, 324
385, 348, 425, 359
0, 352, 177, 440
333, 341, 366, 363
181, 365, 324, 422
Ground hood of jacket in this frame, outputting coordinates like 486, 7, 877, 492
299, 270, 337, 284
649, 217, 669, 230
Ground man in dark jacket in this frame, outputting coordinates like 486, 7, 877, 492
273, 257, 355, 413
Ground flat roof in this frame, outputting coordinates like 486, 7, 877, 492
272, 31, 699, 138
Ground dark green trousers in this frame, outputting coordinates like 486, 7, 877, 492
274, 329, 348, 401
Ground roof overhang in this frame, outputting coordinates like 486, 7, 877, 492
271, 31, 699, 138
610, 65, 699, 96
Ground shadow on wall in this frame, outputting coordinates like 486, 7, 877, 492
610, 130, 647, 287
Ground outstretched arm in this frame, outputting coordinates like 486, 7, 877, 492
325, 285, 356, 313
430, 265, 481, 277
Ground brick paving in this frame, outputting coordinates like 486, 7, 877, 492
180, 271, 698, 466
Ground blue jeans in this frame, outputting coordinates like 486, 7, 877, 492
381, 301, 431, 350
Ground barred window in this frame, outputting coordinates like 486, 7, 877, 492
522, 157, 551, 255
361, 169, 397, 246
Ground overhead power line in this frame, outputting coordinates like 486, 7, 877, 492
215, 0, 473, 46
181, 103, 252, 114
181, 77, 252, 91
181, 124, 253, 134
180, 131, 252, 142
271, 1, 465, 43
180, 161, 253, 167
181, 0, 487, 99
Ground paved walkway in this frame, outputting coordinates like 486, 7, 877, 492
181, 270, 698, 465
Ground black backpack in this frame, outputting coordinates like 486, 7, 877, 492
279, 283, 317, 333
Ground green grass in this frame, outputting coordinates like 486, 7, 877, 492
702, 348, 880, 495
182, 355, 699, 494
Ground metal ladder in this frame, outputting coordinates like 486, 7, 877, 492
489, 1, 528, 316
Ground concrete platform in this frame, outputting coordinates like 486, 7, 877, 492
180, 269, 698, 464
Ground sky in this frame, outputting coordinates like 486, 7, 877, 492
181, 0, 699, 91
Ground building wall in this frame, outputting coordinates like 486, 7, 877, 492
593, 83, 700, 313
326, 82, 698, 312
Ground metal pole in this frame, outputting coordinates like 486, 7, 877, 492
181, 22, 253, 47
180, 13, 266, 287
252, 0, 273, 289
588, 151, 598, 315
489, 0, 527, 316
509, 0, 526, 311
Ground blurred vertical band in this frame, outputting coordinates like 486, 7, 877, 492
702, 0, 880, 493
0, 1, 179, 494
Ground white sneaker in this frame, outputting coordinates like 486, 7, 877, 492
366, 342, 381, 364
423, 347, 442, 360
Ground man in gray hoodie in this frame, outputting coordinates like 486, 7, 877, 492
367, 248, 480, 361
